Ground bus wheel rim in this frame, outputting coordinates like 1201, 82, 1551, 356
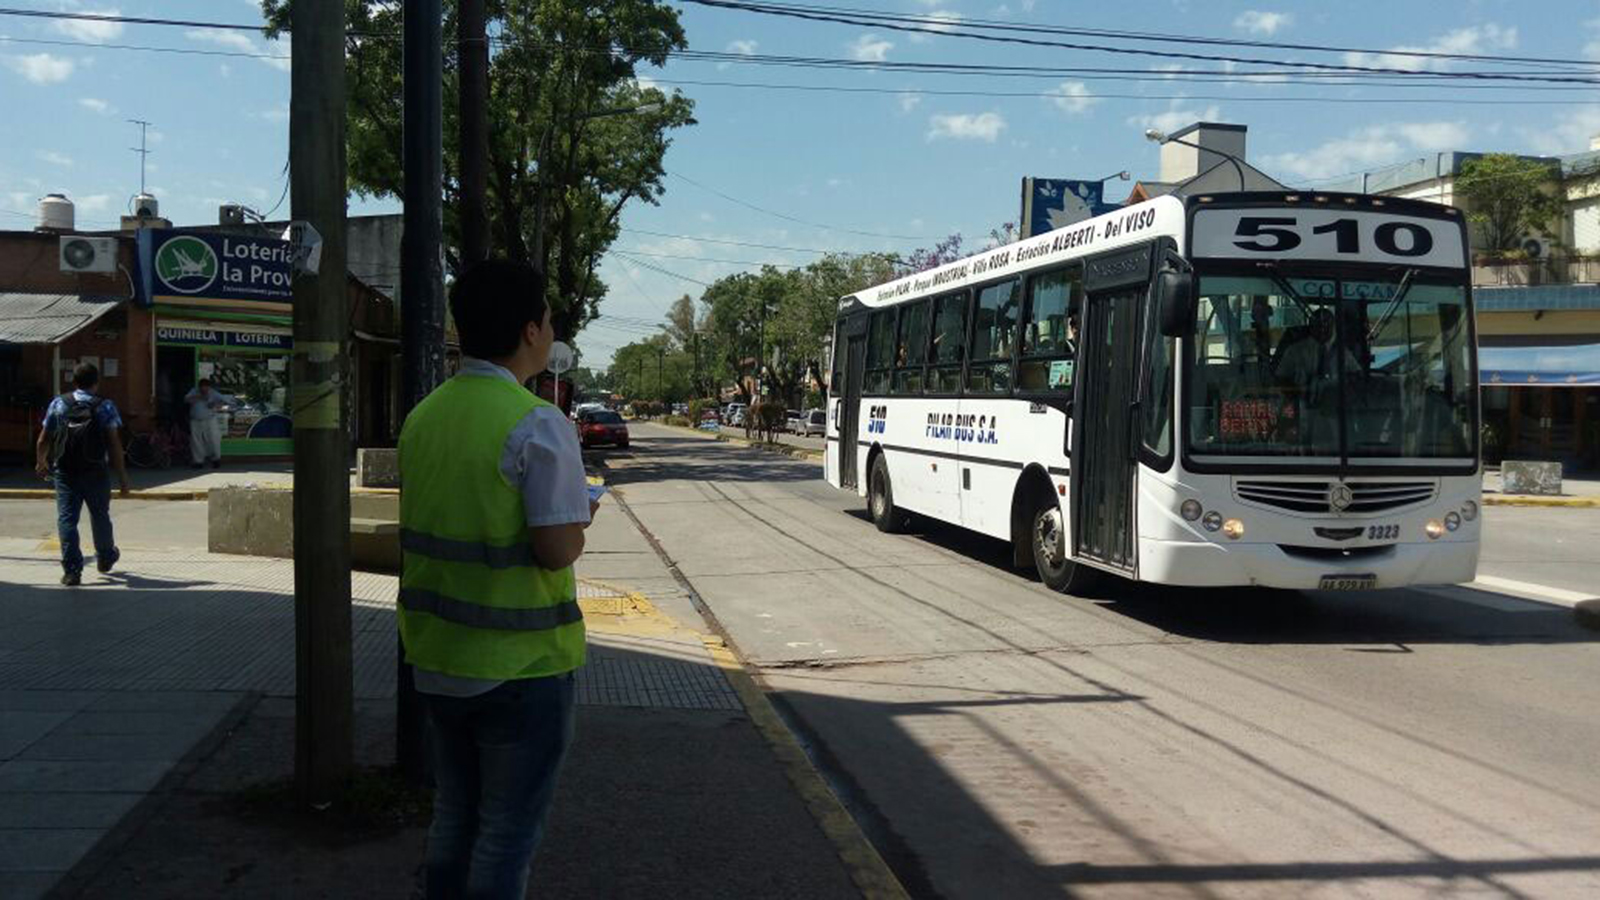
1036, 508, 1064, 568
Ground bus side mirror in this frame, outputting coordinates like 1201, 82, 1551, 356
1157, 270, 1196, 337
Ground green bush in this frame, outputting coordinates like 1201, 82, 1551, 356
662, 415, 692, 427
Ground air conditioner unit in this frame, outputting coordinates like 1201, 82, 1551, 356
59, 235, 117, 274
1521, 236, 1553, 258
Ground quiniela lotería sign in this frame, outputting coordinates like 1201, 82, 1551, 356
136, 228, 295, 307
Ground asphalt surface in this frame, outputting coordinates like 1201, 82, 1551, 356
602, 422, 1600, 900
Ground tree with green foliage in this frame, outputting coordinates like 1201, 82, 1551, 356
1456, 153, 1564, 257
260, 0, 696, 338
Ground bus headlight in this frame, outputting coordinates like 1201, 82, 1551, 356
1460, 500, 1479, 522
1180, 499, 1203, 522
1202, 511, 1223, 532
1222, 518, 1245, 540
1444, 512, 1461, 532
1424, 519, 1444, 540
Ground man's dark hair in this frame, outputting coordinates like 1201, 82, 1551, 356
198, 377, 213, 388
72, 362, 99, 389
450, 260, 548, 359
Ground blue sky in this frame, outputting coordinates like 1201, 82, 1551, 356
3, 1, 1600, 365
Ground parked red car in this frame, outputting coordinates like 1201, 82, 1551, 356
577, 409, 629, 449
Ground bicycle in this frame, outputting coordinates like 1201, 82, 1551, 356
125, 422, 191, 469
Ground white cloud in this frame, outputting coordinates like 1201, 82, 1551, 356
77, 194, 111, 213
1521, 106, 1600, 155
260, 103, 290, 122
37, 150, 73, 167
1233, 11, 1291, 36
186, 27, 292, 72
53, 7, 124, 43
720, 38, 757, 70
1585, 18, 1600, 61
927, 111, 1007, 142
1127, 103, 1222, 136
1047, 81, 1099, 114
908, 10, 962, 43
1345, 24, 1517, 72
1263, 121, 1470, 181
897, 91, 922, 114
78, 97, 111, 114
4, 53, 76, 84
219, 63, 232, 78
849, 33, 892, 63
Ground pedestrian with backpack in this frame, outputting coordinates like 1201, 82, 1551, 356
34, 362, 130, 586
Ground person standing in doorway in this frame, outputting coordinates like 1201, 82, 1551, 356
35, 362, 129, 586
399, 260, 597, 899
184, 377, 234, 469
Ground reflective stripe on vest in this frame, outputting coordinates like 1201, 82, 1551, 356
400, 528, 538, 569
400, 588, 582, 631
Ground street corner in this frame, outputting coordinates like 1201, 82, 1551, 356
576, 578, 682, 637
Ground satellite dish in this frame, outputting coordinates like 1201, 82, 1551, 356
547, 341, 574, 375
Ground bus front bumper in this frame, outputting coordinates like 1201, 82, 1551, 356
1136, 537, 1479, 590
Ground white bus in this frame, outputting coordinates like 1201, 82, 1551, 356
825, 192, 1480, 593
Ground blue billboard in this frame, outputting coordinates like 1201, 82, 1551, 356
1021, 178, 1121, 239
135, 228, 294, 308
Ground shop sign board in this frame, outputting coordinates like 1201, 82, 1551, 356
137, 228, 295, 307
156, 324, 292, 350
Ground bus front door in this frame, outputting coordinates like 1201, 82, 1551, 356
1071, 288, 1141, 572
839, 333, 868, 490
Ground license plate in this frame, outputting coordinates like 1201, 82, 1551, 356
1319, 574, 1377, 591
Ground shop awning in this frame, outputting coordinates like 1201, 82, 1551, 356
1480, 343, 1600, 386
0, 293, 124, 345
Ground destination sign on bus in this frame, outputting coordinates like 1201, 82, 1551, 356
1191, 208, 1465, 268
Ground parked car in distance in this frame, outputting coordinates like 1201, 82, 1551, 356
576, 409, 629, 449
724, 403, 747, 426
798, 409, 826, 437
782, 409, 803, 433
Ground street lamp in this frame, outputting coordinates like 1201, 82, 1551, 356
1144, 129, 1246, 190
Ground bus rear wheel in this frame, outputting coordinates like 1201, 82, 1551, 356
868, 454, 905, 533
1032, 502, 1096, 594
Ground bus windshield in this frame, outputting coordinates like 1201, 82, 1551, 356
1185, 273, 1475, 461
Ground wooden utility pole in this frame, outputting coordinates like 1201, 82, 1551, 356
398, 0, 446, 783
290, 0, 353, 806
457, 0, 489, 265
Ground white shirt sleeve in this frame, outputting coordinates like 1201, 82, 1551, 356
502, 405, 591, 528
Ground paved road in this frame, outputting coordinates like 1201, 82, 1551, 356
608, 422, 1600, 900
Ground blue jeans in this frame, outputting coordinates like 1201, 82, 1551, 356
53, 467, 116, 575
421, 673, 577, 900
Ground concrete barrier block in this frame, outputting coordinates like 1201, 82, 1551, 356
357, 448, 400, 488
1501, 460, 1562, 495
208, 485, 399, 572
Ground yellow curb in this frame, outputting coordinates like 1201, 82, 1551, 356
699, 634, 910, 900
0, 489, 206, 501
1483, 495, 1600, 508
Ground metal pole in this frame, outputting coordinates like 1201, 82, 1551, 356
398, 0, 445, 783
457, 0, 489, 265
290, 0, 352, 807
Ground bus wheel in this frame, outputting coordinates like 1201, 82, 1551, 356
868, 454, 904, 533
1033, 502, 1094, 594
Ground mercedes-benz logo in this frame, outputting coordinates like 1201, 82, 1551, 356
1329, 483, 1353, 513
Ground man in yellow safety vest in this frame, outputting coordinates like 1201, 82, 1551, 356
399, 260, 597, 898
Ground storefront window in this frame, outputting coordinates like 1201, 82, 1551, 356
197, 349, 292, 440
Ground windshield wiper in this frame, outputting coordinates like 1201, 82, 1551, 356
1366, 268, 1419, 342
1254, 263, 1316, 319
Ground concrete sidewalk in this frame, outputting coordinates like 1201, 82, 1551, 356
0, 490, 883, 897
0, 462, 395, 501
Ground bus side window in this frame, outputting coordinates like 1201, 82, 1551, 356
865, 308, 896, 394
1019, 266, 1081, 393
929, 291, 969, 394
966, 279, 1020, 395
892, 299, 930, 395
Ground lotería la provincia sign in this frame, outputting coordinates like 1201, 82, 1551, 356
136, 228, 295, 307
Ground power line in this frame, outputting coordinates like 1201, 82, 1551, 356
621, 228, 844, 254
611, 251, 713, 286
679, 1, 1600, 84
669, 172, 931, 241
645, 77, 1599, 106
614, 246, 803, 268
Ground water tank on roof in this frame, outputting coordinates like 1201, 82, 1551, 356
133, 192, 159, 218
37, 193, 74, 231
